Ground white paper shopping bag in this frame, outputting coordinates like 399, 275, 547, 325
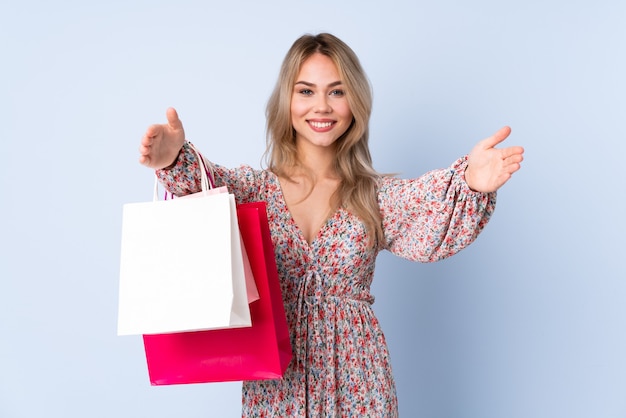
178, 186, 259, 305
117, 190, 252, 336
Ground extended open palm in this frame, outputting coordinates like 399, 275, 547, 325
465, 126, 524, 193
139, 107, 187, 169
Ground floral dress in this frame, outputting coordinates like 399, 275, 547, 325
157, 142, 496, 417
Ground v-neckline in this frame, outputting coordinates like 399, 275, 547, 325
272, 173, 340, 248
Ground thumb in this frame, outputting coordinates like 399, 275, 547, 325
481, 126, 511, 149
166, 107, 183, 130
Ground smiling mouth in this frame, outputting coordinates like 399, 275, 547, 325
308, 121, 334, 129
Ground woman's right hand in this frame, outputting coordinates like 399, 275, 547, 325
139, 107, 186, 169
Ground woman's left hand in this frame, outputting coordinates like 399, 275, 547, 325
465, 126, 524, 193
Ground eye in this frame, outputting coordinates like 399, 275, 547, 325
298, 88, 313, 96
330, 89, 345, 97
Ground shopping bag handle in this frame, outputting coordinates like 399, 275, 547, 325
153, 142, 215, 201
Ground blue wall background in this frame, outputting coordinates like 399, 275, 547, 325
1, 1, 624, 417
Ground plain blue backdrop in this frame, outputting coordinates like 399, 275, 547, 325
1, 1, 624, 417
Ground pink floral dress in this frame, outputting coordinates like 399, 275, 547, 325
157, 142, 496, 417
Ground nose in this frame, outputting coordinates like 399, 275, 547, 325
314, 95, 332, 114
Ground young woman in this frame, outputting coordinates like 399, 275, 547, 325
139, 33, 524, 417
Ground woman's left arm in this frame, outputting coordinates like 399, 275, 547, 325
379, 127, 523, 262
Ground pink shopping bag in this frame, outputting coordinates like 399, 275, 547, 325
142, 201, 292, 384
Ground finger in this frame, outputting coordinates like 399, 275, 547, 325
500, 145, 525, 160
502, 152, 523, 171
141, 124, 163, 145
503, 155, 524, 166
166, 107, 182, 130
482, 126, 512, 149
139, 143, 151, 156
140, 134, 152, 147
503, 162, 522, 174
139, 154, 150, 166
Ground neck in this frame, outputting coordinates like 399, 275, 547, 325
294, 140, 338, 179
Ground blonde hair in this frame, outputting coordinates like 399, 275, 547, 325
264, 33, 383, 246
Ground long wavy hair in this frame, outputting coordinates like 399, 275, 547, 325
264, 33, 383, 246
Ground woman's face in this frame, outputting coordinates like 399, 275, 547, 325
290, 53, 353, 150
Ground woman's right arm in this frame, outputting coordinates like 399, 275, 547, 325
139, 107, 264, 200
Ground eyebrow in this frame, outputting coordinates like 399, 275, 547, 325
294, 80, 343, 88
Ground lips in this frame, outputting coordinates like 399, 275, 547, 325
308, 120, 335, 132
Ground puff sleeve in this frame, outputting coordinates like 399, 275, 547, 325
155, 141, 266, 204
378, 156, 496, 262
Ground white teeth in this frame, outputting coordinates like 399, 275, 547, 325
310, 121, 333, 128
